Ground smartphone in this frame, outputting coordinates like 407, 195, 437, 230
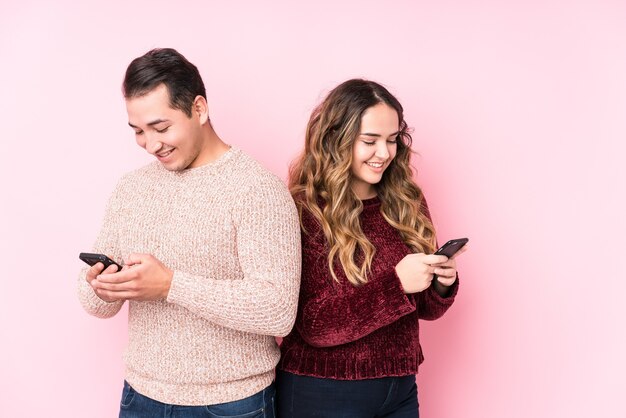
434, 238, 469, 258
79, 252, 123, 271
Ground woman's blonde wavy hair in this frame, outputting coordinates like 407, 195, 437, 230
289, 79, 437, 286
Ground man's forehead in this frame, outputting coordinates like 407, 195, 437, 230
126, 84, 169, 102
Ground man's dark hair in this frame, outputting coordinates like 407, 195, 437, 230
123, 48, 206, 117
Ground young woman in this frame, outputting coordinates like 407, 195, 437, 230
276, 79, 465, 417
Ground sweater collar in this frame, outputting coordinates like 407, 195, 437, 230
156, 145, 238, 178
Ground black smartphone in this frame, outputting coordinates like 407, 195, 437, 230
434, 238, 469, 258
79, 252, 123, 271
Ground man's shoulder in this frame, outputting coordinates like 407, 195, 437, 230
229, 148, 286, 189
117, 161, 162, 184
225, 148, 297, 216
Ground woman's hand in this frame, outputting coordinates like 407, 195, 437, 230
395, 253, 447, 294
431, 245, 468, 296
395, 245, 468, 295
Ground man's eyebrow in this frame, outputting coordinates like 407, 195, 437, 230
128, 119, 171, 129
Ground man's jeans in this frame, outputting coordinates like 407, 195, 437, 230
118, 380, 276, 418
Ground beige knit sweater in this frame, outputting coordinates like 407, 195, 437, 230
77, 147, 301, 405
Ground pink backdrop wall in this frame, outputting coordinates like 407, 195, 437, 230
1, 1, 625, 417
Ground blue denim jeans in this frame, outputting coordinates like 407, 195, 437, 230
276, 370, 418, 418
119, 381, 276, 418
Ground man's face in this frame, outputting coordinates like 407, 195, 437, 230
126, 84, 206, 171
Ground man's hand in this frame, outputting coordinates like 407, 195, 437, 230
90, 253, 173, 302
85, 261, 121, 303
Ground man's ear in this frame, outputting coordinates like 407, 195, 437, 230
193, 95, 209, 124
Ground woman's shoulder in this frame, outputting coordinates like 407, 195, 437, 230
290, 193, 325, 234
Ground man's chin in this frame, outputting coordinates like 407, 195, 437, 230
160, 161, 187, 172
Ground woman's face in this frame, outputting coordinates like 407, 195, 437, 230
350, 103, 399, 199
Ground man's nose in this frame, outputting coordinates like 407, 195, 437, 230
145, 134, 163, 155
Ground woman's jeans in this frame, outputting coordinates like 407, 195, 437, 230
276, 370, 419, 418
118, 380, 276, 418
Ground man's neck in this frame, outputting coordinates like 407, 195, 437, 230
194, 126, 231, 167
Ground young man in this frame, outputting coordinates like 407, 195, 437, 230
77, 48, 301, 417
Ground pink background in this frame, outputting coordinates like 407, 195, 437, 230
1, 1, 625, 417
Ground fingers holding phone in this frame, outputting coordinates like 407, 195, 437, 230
432, 258, 458, 287
80, 253, 123, 273
85, 265, 122, 303
431, 238, 469, 292
86, 261, 120, 281
79, 252, 124, 302
395, 253, 447, 294
92, 253, 174, 302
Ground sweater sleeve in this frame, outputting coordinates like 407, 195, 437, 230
295, 210, 416, 348
417, 277, 459, 320
166, 175, 301, 337
414, 193, 459, 319
77, 180, 125, 319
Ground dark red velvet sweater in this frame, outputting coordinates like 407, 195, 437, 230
278, 196, 458, 380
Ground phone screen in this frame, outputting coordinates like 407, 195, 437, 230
79, 252, 123, 271
434, 238, 468, 258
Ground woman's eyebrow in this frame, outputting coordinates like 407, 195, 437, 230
359, 131, 400, 137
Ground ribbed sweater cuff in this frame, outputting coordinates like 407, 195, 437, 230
166, 270, 193, 305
